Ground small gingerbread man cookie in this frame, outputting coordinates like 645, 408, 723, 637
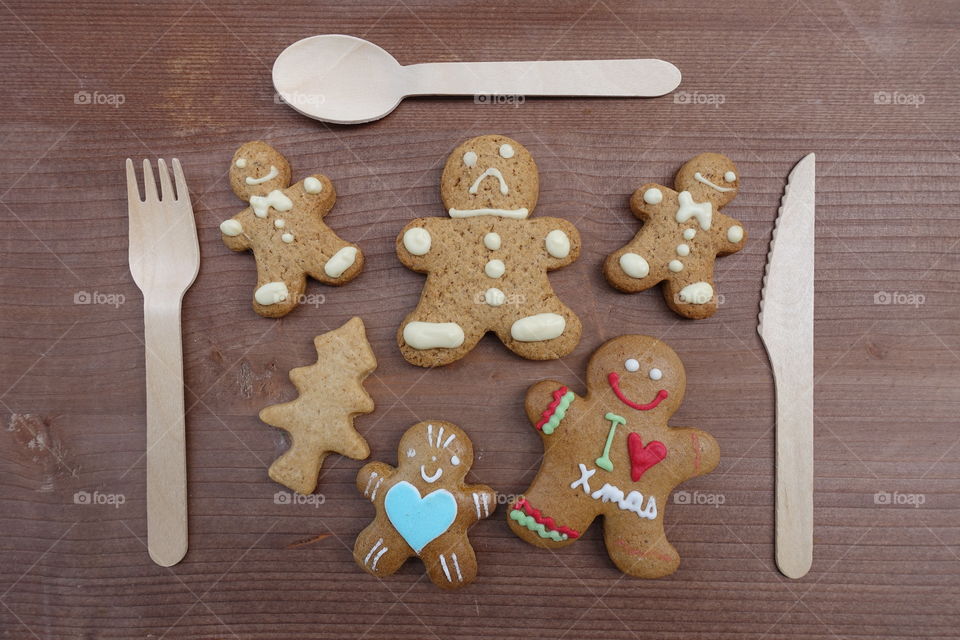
219, 141, 364, 317
354, 421, 496, 589
507, 335, 720, 578
603, 153, 746, 319
396, 134, 582, 367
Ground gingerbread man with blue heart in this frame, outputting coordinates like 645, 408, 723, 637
353, 421, 496, 589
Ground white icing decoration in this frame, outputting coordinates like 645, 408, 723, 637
420, 465, 443, 483
668, 260, 684, 273
571, 464, 658, 520
499, 143, 514, 159
407, 448, 416, 458
483, 232, 501, 250
403, 227, 431, 255
274, 219, 285, 228
545, 229, 570, 258
693, 171, 735, 193
303, 177, 323, 194
254, 281, 288, 305
281, 233, 294, 243
683, 228, 696, 240
675, 191, 712, 230
219, 219, 243, 236
403, 322, 465, 349
448, 208, 528, 219
619, 253, 649, 279
625, 358, 640, 372
643, 187, 663, 204
484, 287, 506, 307
463, 151, 478, 168
724, 171, 737, 182
324, 246, 358, 278
676, 244, 690, 257
450, 455, 460, 466
510, 313, 565, 342
245, 165, 279, 185
235, 158, 247, 168
727, 225, 744, 243
484, 259, 505, 279
570, 463, 596, 493
468, 167, 509, 195
678, 281, 714, 305
649, 368, 662, 381
250, 190, 293, 218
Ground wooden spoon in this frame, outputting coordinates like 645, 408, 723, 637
272, 34, 682, 124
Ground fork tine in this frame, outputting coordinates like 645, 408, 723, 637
157, 159, 174, 202
125, 158, 142, 203
172, 159, 191, 206
142, 159, 159, 202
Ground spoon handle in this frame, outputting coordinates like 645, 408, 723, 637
404, 59, 680, 98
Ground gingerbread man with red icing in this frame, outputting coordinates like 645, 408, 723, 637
507, 335, 720, 578
603, 153, 746, 319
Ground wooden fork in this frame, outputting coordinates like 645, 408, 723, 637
126, 158, 199, 567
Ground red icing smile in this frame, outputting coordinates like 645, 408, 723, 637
608, 372, 668, 411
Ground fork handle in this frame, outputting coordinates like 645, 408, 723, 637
143, 298, 188, 566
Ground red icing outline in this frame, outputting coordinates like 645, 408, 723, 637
627, 432, 668, 481
608, 372, 668, 411
534, 386, 569, 430
511, 498, 580, 539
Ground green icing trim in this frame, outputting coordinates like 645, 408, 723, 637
509, 509, 568, 542
542, 391, 576, 435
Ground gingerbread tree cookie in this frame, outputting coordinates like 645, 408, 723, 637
259, 317, 376, 494
603, 153, 746, 319
219, 141, 364, 318
507, 335, 720, 578
354, 421, 496, 589
396, 134, 582, 367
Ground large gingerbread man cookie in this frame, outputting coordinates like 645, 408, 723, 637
354, 421, 496, 589
219, 141, 364, 317
603, 153, 746, 319
507, 335, 720, 578
396, 134, 582, 367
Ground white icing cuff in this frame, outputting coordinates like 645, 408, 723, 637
678, 281, 714, 305
643, 188, 663, 204
619, 253, 649, 279
402, 227, 431, 255
545, 229, 570, 259
303, 176, 324, 194
511, 313, 566, 342
255, 281, 289, 305
727, 225, 744, 243
324, 246, 358, 278
403, 321, 465, 350
220, 219, 243, 236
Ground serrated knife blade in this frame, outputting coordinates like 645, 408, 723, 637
758, 153, 815, 579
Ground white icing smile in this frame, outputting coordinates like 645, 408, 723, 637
420, 465, 443, 483
245, 165, 279, 185
468, 167, 509, 195
693, 171, 735, 193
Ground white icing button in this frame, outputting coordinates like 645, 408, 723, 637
324, 246, 358, 278
499, 143, 515, 159
235, 158, 247, 168
643, 187, 663, 205
683, 228, 696, 240
403, 227, 432, 256
510, 313, 565, 342
274, 219, 285, 228
545, 229, 570, 259
676, 244, 690, 257
254, 281, 288, 305
281, 233, 294, 243
668, 260, 684, 273
463, 151, 478, 167
403, 321, 465, 349
219, 219, 243, 236
649, 368, 663, 381
619, 253, 649, 279
484, 259, 505, 278
724, 171, 737, 183
727, 225, 744, 243
483, 232, 501, 250
450, 455, 460, 466
303, 176, 323, 194
678, 281, 714, 305
625, 358, 640, 372
484, 287, 506, 307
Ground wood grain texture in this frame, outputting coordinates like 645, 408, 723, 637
1, 0, 959, 638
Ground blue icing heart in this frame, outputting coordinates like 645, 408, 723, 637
384, 481, 458, 553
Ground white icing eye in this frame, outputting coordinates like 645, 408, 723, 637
451, 455, 460, 466
724, 171, 736, 183
625, 358, 640, 372
463, 151, 478, 167
406, 448, 416, 458
235, 158, 247, 168
649, 368, 663, 381
499, 143, 515, 159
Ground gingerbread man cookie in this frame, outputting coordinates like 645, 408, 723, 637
603, 153, 746, 319
507, 335, 720, 578
396, 134, 582, 367
219, 141, 364, 317
354, 421, 496, 589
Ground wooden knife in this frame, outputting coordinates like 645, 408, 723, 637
758, 153, 815, 579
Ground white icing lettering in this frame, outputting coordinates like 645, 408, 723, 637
570, 463, 596, 493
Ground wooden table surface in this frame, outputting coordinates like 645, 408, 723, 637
2, 1, 959, 638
